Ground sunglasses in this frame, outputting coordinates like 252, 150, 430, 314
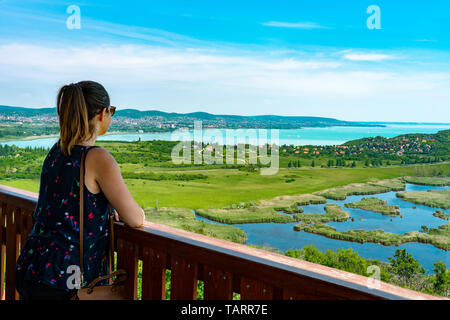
105, 105, 116, 117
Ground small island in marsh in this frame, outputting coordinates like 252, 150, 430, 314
433, 210, 450, 221
403, 176, 450, 186
293, 222, 450, 251
313, 178, 406, 200
292, 203, 350, 223
396, 189, 450, 210
344, 197, 401, 216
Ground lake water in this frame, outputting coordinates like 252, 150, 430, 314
2, 124, 450, 149
194, 183, 450, 273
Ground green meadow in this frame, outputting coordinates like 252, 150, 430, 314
1, 164, 441, 210
1, 139, 448, 209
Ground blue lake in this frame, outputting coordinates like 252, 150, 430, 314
2, 124, 450, 149
194, 183, 450, 273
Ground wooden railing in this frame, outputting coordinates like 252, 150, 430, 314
0, 184, 444, 300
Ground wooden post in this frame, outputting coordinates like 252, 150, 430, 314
116, 239, 138, 300
5, 205, 19, 300
170, 254, 197, 300
141, 247, 166, 300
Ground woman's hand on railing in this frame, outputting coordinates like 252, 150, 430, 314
115, 208, 145, 228
133, 208, 145, 228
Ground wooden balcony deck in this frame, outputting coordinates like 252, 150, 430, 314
0, 184, 444, 300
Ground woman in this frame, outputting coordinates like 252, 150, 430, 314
15, 81, 145, 300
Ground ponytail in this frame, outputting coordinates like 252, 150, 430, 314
56, 81, 110, 156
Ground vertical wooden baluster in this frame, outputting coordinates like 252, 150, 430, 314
170, 254, 197, 300
19, 210, 33, 252
5, 205, 19, 300
0, 202, 6, 300
141, 247, 166, 300
240, 277, 274, 300
203, 264, 233, 300
116, 238, 138, 299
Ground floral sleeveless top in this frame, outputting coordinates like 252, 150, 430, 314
16, 142, 112, 292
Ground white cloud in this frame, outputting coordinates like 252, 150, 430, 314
0, 43, 449, 121
343, 53, 394, 61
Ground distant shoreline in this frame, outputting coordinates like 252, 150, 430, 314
0, 124, 448, 145
0, 131, 123, 143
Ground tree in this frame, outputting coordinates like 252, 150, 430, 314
311, 160, 315, 167
432, 261, 450, 296
327, 159, 334, 167
325, 248, 367, 276
351, 161, 356, 168
288, 160, 292, 168
388, 249, 426, 288
297, 160, 301, 168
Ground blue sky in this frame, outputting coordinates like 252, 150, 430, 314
0, 0, 449, 122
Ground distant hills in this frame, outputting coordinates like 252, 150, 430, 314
0, 105, 57, 117
0, 105, 383, 129
113, 108, 383, 127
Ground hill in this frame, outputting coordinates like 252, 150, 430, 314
343, 129, 450, 158
0, 105, 382, 129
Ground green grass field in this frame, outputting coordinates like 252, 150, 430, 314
0, 165, 438, 209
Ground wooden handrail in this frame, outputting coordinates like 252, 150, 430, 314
0, 184, 445, 300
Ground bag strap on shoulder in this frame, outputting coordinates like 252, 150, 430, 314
79, 149, 86, 285
79, 146, 116, 288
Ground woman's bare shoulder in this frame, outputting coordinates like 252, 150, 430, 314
87, 147, 117, 167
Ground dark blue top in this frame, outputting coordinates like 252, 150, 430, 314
16, 142, 111, 292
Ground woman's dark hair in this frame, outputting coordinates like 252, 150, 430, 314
56, 81, 110, 156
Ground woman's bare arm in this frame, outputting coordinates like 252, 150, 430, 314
90, 148, 145, 228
